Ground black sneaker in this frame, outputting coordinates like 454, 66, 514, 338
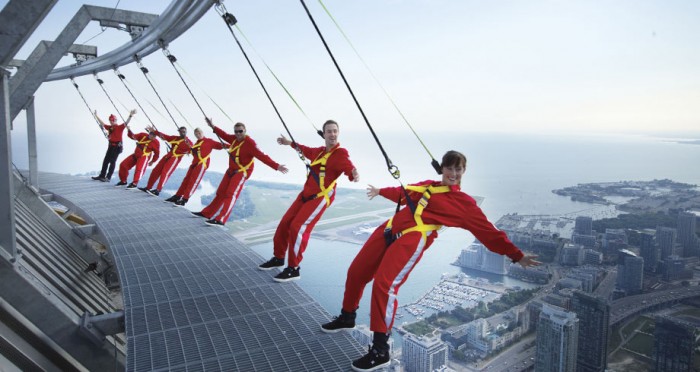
138, 187, 149, 193
321, 313, 356, 333
164, 195, 180, 203
351, 345, 390, 371
99, 177, 109, 182
174, 198, 188, 207
273, 267, 300, 283
258, 257, 285, 271
126, 183, 137, 190
191, 211, 206, 218
91, 176, 102, 181
115, 181, 127, 187
205, 219, 224, 227
147, 189, 160, 196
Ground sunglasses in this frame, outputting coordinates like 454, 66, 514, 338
234, 130, 245, 134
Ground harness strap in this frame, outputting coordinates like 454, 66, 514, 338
191, 141, 210, 165
308, 147, 338, 207
168, 138, 187, 157
228, 138, 255, 177
384, 185, 451, 246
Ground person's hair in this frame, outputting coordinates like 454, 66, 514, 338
322, 120, 338, 132
441, 150, 467, 169
179, 126, 187, 131
194, 127, 202, 134
234, 122, 246, 130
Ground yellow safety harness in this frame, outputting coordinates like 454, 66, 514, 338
191, 140, 210, 165
168, 138, 188, 158
305, 146, 339, 207
228, 138, 254, 177
136, 136, 154, 156
384, 184, 451, 245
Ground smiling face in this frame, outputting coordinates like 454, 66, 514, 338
178, 127, 187, 138
323, 121, 339, 148
440, 150, 467, 186
234, 123, 246, 142
194, 128, 203, 140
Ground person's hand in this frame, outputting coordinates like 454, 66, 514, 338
517, 254, 541, 268
351, 168, 359, 182
366, 184, 379, 199
94, 110, 98, 116
129, 109, 137, 116
278, 165, 289, 174
277, 134, 291, 146
205, 117, 213, 128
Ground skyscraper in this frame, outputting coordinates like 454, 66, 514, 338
535, 304, 579, 372
575, 216, 593, 236
616, 249, 644, 295
571, 291, 610, 372
653, 316, 697, 371
639, 230, 658, 272
656, 226, 677, 260
402, 333, 449, 372
677, 212, 699, 257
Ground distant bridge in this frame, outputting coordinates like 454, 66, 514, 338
610, 286, 700, 326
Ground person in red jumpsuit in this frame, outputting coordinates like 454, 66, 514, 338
190, 119, 289, 227
91, 109, 136, 182
139, 126, 192, 196
320, 150, 541, 371
164, 123, 226, 207
258, 120, 359, 282
115, 128, 160, 189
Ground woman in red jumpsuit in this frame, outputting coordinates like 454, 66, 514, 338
321, 150, 541, 371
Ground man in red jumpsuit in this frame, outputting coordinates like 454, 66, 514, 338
258, 120, 359, 282
320, 150, 541, 371
91, 109, 136, 182
115, 128, 160, 189
139, 126, 192, 196
191, 119, 289, 227
164, 124, 226, 207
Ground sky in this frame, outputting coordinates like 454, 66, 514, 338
4, 0, 700, 180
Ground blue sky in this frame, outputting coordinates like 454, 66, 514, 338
5, 0, 700, 178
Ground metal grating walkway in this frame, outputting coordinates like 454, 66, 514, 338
38, 172, 365, 371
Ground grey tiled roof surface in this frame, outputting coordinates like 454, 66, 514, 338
39, 173, 364, 371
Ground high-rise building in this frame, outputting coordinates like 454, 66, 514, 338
662, 255, 693, 282
602, 228, 627, 256
639, 230, 658, 272
616, 249, 644, 295
402, 333, 449, 372
561, 243, 585, 266
457, 243, 508, 275
535, 304, 579, 372
571, 291, 610, 372
656, 226, 677, 260
678, 212, 699, 257
653, 316, 697, 371
575, 216, 593, 236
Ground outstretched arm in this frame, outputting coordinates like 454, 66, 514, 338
517, 254, 541, 268
94, 110, 107, 127
124, 109, 137, 125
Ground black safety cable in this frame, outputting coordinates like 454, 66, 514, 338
113, 66, 171, 151
70, 77, 108, 139
134, 55, 184, 133
93, 73, 126, 123
211, 7, 328, 187
298, 0, 417, 212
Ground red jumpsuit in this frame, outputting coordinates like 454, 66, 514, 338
145, 131, 193, 191
118, 130, 160, 184
173, 137, 226, 200
272, 143, 356, 268
341, 180, 524, 334
200, 126, 280, 223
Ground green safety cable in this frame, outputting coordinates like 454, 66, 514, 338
299, 0, 417, 213
70, 77, 108, 139
233, 23, 321, 136
317, 0, 441, 174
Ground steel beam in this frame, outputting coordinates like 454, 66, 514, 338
0, 0, 58, 66
25, 96, 38, 187
0, 68, 17, 260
